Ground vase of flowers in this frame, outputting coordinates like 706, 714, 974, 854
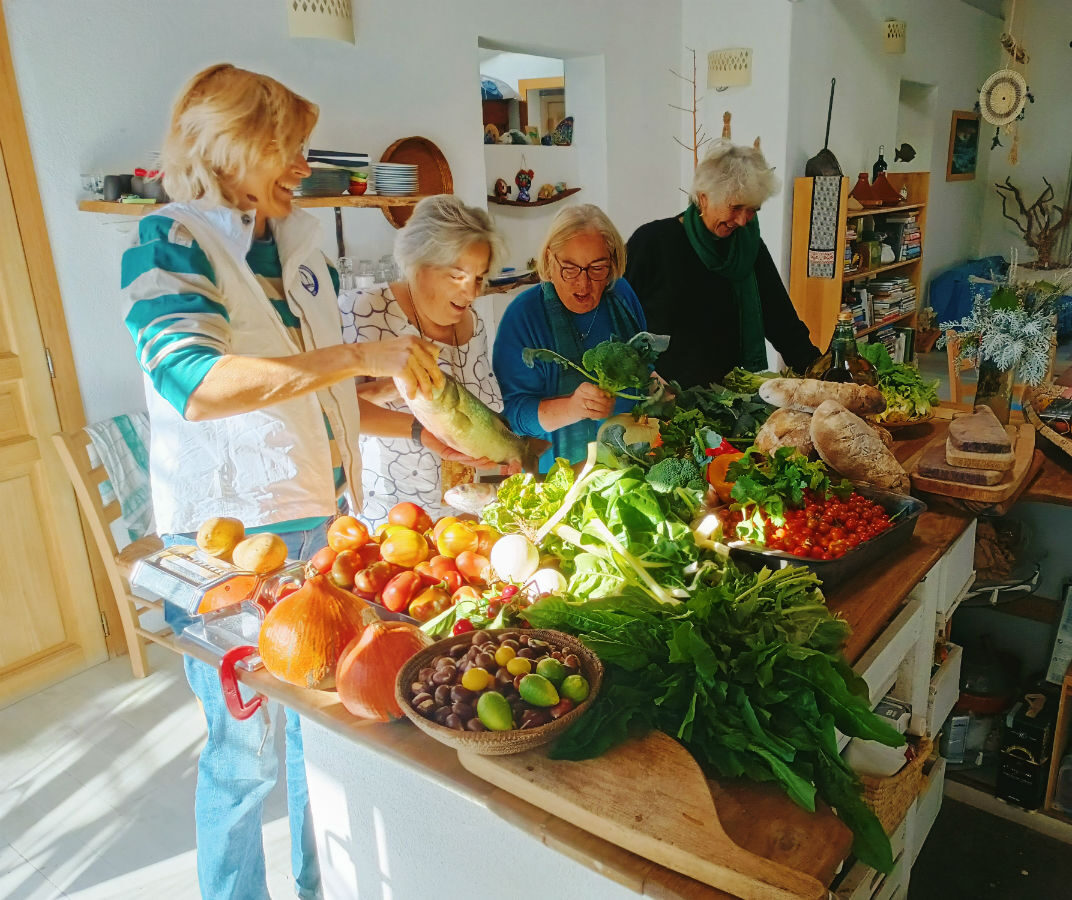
938, 263, 1067, 424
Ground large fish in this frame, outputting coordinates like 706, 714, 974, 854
443, 481, 500, 515
396, 374, 549, 471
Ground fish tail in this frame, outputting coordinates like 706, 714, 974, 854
520, 437, 552, 473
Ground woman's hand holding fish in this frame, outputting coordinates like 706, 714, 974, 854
421, 430, 500, 470
352, 335, 444, 399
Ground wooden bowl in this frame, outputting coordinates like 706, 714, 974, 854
379, 136, 453, 229
395, 628, 603, 756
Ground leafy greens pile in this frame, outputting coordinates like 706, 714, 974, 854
635, 379, 775, 458
522, 332, 669, 399
857, 341, 939, 423
526, 569, 905, 874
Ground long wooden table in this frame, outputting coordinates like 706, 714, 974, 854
177, 417, 1072, 898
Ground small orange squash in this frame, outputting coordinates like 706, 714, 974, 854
336, 620, 430, 721
258, 573, 378, 690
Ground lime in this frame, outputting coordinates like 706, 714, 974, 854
476, 691, 514, 731
518, 673, 560, 708
535, 657, 568, 687
560, 674, 590, 703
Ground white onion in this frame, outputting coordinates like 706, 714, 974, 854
490, 533, 540, 582
526, 568, 568, 595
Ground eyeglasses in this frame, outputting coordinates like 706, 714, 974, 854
556, 257, 611, 282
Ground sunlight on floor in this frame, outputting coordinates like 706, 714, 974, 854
0, 645, 297, 899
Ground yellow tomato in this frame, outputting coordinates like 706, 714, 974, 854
436, 521, 480, 558
432, 515, 460, 544
379, 527, 431, 568
474, 524, 501, 557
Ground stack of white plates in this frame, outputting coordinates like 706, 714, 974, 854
372, 162, 418, 196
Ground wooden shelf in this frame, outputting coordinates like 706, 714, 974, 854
78, 194, 434, 216
487, 187, 581, 207
847, 201, 926, 218
855, 310, 916, 337
844, 256, 922, 282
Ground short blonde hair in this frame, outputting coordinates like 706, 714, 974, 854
394, 195, 505, 283
689, 140, 780, 209
161, 64, 318, 205
536, 204, 627, 283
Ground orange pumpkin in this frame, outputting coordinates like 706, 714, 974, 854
258, 573, 378, 690
336, 620, 430, 721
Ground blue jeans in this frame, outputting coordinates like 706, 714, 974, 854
164, 524, 327, 900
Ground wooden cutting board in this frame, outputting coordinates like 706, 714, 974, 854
458, 731, 830, 899
906, 422, 1035, 501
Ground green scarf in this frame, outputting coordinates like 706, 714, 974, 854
682, 203, 767, 371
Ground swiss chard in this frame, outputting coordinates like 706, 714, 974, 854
527, 565, 905, 874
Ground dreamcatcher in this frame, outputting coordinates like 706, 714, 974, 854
978, 0, 1034, 164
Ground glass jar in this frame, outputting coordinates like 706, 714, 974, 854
355, 259, 376, 289
975, 359, 1016, 425
337, 257, 354, 291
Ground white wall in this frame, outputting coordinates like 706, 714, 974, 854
680, 0, 795, 268
479, 51, 564, 94
976, 0, 1072, 267
4, 0, 681, 423
786, 0, 1002, 304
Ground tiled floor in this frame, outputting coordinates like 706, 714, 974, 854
0, 646, 296, 899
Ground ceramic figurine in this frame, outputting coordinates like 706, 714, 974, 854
514, 168, 534, 202
537, 183, 555, 200
493, 178, 511, 201
484, 124, 500, 145
554, 181, 567, 194
549, 116, 573, 146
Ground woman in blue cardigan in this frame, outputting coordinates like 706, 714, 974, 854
492, 204, 646, 471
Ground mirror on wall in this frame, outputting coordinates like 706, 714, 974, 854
478, 48, 566, 145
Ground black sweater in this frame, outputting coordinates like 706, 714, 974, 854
624, 216, 819, 388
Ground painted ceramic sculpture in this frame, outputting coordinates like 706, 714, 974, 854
537, 183, 555, 200
493, 178, 511, 200
514, 168, 534, 202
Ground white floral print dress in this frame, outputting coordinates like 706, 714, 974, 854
338, 285, 503, 527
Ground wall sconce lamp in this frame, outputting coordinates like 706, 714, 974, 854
707, 48, 752, 92
287, 0, 354, 43
884, 19, 907, 54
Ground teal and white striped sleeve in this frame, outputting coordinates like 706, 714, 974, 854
121, 215, 230, 417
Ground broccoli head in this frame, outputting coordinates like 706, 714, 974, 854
523, 332, 670, 399
646, 456, 705, 493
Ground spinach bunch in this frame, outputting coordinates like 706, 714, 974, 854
636, 380, 774, 456
526, 567, 904, 874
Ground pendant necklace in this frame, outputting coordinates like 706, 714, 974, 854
406, 285, 461, 382
573, 305, 601, 346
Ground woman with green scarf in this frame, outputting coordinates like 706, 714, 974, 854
625, 141, 818, 387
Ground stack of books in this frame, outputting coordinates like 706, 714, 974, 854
868, 326, 909, 364
844, 226, 859, 274
867, 276, 917, 325
884, 213, 921, 261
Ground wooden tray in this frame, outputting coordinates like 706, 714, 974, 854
905, 421, 1035, 502
459, 730, 832, 899
379, 136, 453, 228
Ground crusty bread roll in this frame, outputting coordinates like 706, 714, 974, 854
759, 377, 885, 416
754, 408, 815, 457
810, 399, 910, 493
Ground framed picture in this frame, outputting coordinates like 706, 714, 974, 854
946, 110, 980, 181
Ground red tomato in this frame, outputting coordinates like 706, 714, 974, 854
353, 560, 399, 596
455, 550, 491, 584
381, 570, 424, 613
453, 618, 475, 636
327, 515, 371, 552
415, 555, 460, 586
309, 546, 338, 575
330, 549, 364, 588
408, 585, 453, 622
452, 585, 483, 605
357, 542, 382, 566
388, 501, 433, 534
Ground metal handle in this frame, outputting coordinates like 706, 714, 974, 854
219, 645, 265, 720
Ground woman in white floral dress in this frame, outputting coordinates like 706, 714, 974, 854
339, 195, 506, 525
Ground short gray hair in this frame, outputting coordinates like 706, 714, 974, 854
689, 141, 780, 209
536, 203, 627, 283
394, 194, 505, 283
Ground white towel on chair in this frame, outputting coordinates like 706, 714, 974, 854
84, 412, 155, 543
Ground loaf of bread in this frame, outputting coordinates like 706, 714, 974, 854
810, 399, 911, 493
759, 377, 886, 416
754, 408, 815, 456
948, 406, 1012, 454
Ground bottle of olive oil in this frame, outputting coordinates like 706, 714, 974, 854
806, 309, 877, 385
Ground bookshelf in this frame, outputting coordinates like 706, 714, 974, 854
789, 172, 929, 362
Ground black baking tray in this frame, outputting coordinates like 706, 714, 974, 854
727, 485, 927, 590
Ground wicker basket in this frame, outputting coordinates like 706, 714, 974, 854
395, 628, 603, 756
859, 737, 932, 833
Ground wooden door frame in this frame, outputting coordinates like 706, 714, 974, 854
0, 6, 123, 659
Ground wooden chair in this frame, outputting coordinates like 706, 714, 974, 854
52, 430, 173, 677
